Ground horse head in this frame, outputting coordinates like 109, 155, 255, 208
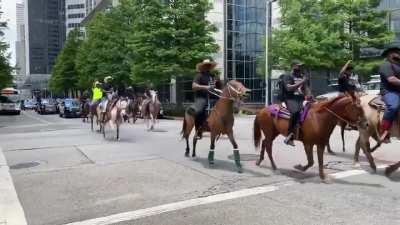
319, 95, 368, 129
223, 80, 251, 101
149, 90, 158, 103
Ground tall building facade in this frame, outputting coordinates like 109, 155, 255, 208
380, 0, 400, 45
65, 0, 86, 36
24, 0, 66, 90
15, 3, 26, 77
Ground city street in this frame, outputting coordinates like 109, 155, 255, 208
1, 111, 400, 225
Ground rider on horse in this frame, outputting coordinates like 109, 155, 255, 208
282, 60, 311, 146
379, 46, 400, 143
100, 76, 115, 113
187, 59, 222, 138
338, 60, 358, 95
91, 81, 103, 105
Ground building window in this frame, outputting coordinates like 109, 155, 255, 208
68, 23, 80, 28
67, 4, 85, 9
68, 13, 85, 19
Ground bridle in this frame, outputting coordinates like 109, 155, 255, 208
207, 83, 246, 101
323, 100, 364, 128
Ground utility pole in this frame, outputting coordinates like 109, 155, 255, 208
265, 0, 277, 105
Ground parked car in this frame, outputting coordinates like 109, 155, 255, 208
59, 98, 81, 118
22, 99, 36, 110
37, 99, 58, 114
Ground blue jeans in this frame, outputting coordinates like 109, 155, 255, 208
383, 91, 400, 121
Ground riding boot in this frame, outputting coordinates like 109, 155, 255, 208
379, 120, 392, 143
233, 150, 242, 173
208, 150, 214, 165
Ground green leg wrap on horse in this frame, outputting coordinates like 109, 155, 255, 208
208, 150, 214, 164
233, 150, 242, 168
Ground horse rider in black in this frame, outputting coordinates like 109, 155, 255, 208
187, 59, 222, 138
338, 60, 357, 95
100, 76, 115, 114
282, 60, 311, 146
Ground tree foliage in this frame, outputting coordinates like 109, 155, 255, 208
50, 29, 82, 93
74, 0, 218, 89
272, 0, 393, 76
0, 11, 13, 89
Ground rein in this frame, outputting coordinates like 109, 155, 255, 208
207, 83, 242, 101
324, 106, 358, 127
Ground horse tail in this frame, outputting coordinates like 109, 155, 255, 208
181, 115, 187, 137
253, 114, 262, 149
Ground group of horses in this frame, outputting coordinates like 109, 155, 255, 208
181, 80, 400, 183
81, 91, 161, 140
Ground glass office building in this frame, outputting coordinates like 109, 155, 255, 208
380, 0, 400, 45
226, 0, 267, 103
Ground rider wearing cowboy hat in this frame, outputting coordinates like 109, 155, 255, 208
379, 46, 400, 143
188, 59, 222, 136
100, 76, 114, 113
338, 60, 358, 95
282, 59, 311, 146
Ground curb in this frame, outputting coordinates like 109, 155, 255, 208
0, 147, 27, 225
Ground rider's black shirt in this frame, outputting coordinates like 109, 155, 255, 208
282, 71, 306, 100
380, 60, 400, 94
102, 83, 113, 94
193, 71, 219, 99
338, 73, 356, 93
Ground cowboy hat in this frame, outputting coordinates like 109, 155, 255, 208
94, 81, 101, 85
291, 59, 304, 67
196, 59, 217, 72
381, 46, 400, 57
104, 76, 113, 82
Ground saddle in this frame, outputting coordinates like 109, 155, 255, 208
267, 102, 311, 123
368, 96, 385, 111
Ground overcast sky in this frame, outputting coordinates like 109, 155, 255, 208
2, 0, 23, 66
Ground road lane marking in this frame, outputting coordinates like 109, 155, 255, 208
22, 111, 53, 125
0, 147, 27, 225
65, 165, 390, 225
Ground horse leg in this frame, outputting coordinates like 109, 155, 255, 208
353, 136, 361, 167
316, 144, 329, 182
255, 139, 266, 166
227, 131, 242, 173
385, 162, 400, 176
116, 124, 120, 141
192, 130, 198, 158
326, 142, 335, 155
341, 124, 346, 152
265, 138, 277, 170
91, 116, 94, 131
208, 133, 216, 164
294, 143, 314, 172
359, 135, 377, 173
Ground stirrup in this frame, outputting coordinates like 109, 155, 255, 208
284, 134, 295, 147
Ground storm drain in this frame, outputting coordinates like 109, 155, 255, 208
10, 161, 40, 170
228, 154, 259, 161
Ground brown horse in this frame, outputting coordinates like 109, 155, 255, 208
125, 97, 142, 124
181, 80, 250, 173
253, 95, 373, 182
101, 97, 128, 140
89, 101, 100, 131
81, 101, 90, 123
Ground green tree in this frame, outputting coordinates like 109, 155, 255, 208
128, 0, 219, 84
76, 7, 132, 90
272, 0, 393, 76
50, 29, 82, 94
0, 10, 13, 89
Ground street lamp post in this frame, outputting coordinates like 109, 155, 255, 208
265, 0, 277, 106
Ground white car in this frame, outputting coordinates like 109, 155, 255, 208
0, 95, 21, 115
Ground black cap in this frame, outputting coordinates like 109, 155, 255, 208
292, 59, 304, 66
382, 46, 400, 57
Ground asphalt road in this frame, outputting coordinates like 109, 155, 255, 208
0, 110, 400, 225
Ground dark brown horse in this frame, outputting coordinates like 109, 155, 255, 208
181, 80, 250, 173
125, 97, 142, 124
253, 95, 373, 182
81, 101, 90, 123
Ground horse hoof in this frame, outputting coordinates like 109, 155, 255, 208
327, 151, 336, 156
294, 164, 304, 171
192, 154, 196, 158
255, 160, 262, 166
209, 161, 214, 165
352, 162, 361, 168
237, 167, 243, 173
185, 153, 189, 157
321, 177, 333, 184
385, 166, 396, 177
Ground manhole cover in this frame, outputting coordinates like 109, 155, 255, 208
10, 161, 40, 170
228, 154, 259, 161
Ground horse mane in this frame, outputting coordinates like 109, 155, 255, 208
314, 95, 348, 112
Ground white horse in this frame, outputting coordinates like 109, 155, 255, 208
141, 90, 161, 131
103, 98, 128, 140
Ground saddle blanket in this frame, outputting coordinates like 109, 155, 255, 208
267, 102, 311, 123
